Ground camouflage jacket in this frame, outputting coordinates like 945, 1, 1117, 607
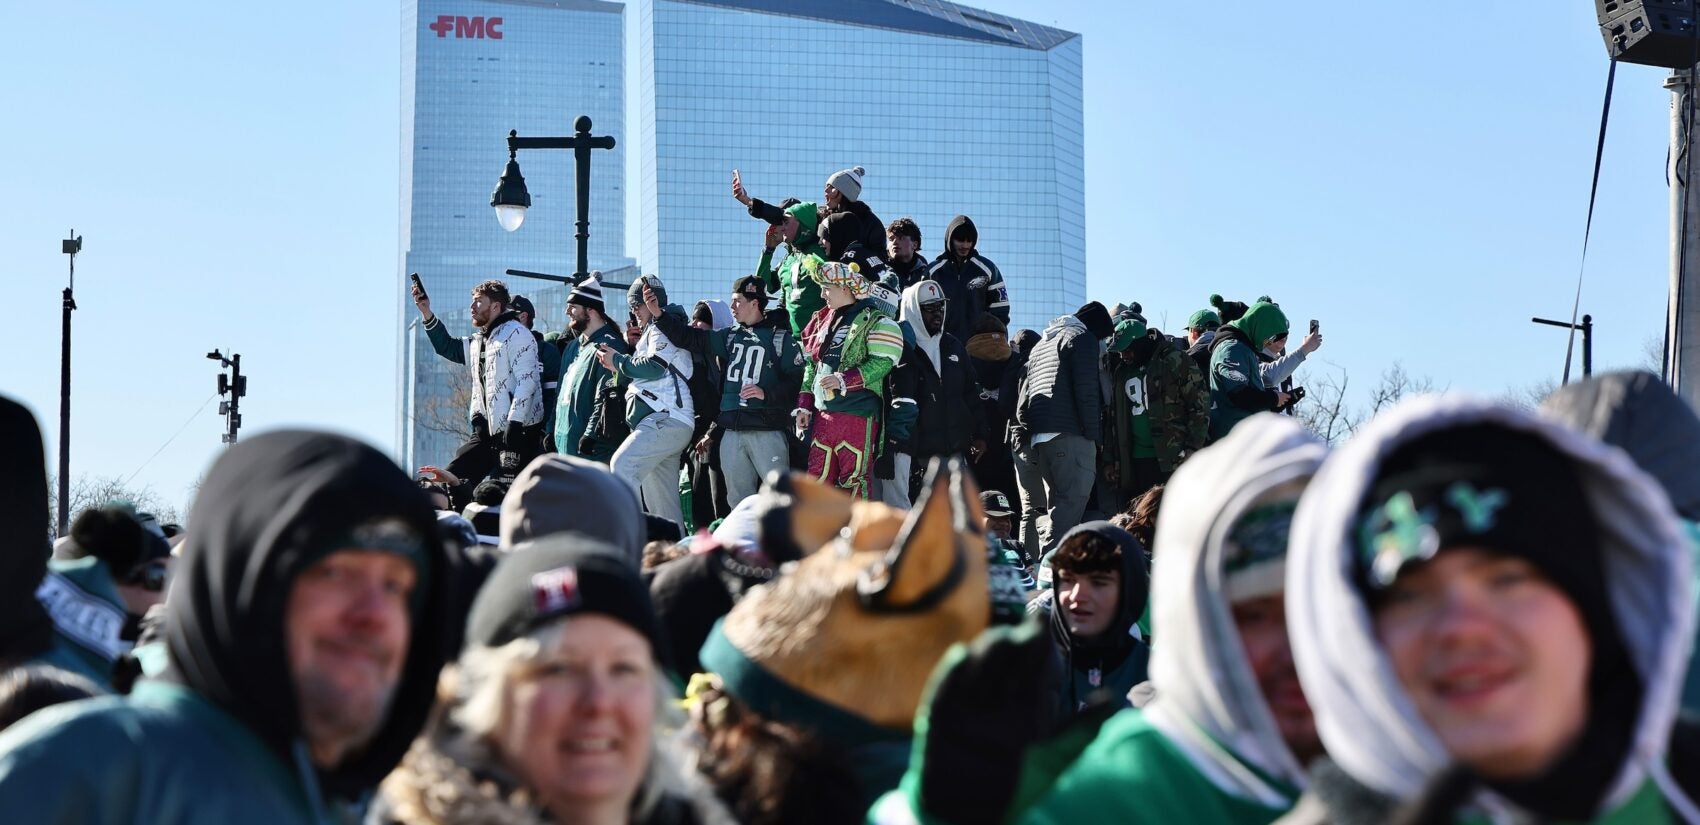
1108, 334, 1210, 478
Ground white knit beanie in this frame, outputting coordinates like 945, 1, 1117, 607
826, 166, 865, 202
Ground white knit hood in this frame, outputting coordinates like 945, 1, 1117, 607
1142, 413, 1328, 807
1286, 395, 1696, 817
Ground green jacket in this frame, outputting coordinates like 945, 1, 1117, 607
35, 556, 130, 687
759, 246, 827, 338
0, 681, 339, 824
1020, 711, 1296, 825
799, 300, 905, 418
555, 324, 628, 461
1108, 334, 1209, 478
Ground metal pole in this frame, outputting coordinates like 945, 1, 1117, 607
1582, 314, 1593, 378
57, 231, 79, 536
1666, 68, 1700, 407
573, 116, 593, 282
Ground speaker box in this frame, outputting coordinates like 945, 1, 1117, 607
1599, 0, 1699, 68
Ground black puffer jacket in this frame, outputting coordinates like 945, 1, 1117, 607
1015, 316, 1103, 444
907, 333, 985, 459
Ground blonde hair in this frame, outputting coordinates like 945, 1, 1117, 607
445, 618, 683, 817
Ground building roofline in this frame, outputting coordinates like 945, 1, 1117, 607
660, 0, 1077, 50
468, 0, 623, 14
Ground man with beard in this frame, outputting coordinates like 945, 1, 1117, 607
0, 431, 451, 823
554, 274, 629, 463
509, 295, 562, 444
1104, 317, 1209, 503
896, 280, 984, 499
415, 278, 543, 486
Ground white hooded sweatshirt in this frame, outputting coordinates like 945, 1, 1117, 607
1286, 395, 1700, 822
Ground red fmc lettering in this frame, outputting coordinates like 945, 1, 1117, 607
429, 15, 504, 39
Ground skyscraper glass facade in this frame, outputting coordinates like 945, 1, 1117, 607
637, 0, 1083, 335
400, 0, 629, 468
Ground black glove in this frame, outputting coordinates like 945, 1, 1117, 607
470, 413, 490, 439
909, 620, 1121, 823
578, 435, 596, 455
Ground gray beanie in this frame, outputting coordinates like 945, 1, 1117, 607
501, 453, 646, 564
826, 166, 865, 202
626, 275, 668, 309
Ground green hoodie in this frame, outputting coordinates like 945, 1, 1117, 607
1227, 302, 1288, 353
757, 201, 826, 336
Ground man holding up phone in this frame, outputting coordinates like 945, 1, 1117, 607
412, 276, 543, 489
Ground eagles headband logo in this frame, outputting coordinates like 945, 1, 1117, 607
531, 565, 581, 616
1358, 481, 1510, 587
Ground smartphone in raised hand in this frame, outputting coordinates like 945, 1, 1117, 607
410, 272, 428, 302
1309, 319, 1320, 336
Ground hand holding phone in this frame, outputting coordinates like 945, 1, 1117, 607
732, 168, 750, 205
410, 272, 433, 319
1309, 319, 1319, 335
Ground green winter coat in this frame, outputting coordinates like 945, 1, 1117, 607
1014, 417, 1329, 825
0, 681, 337, 824
555, 323, 628, 461
1021, 710, 1297, 825
758, 203, 826, 337
1108, 333, 1209, 478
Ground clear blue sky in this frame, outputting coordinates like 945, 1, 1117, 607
2, 2, 1674, 518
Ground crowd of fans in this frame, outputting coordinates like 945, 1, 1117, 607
2, 165, 1700, 825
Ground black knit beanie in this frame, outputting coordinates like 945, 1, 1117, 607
464, 535, 668, 670
1074, 302, 1114, 340
66, 506, 171, 573
1357, 423, 1644, 820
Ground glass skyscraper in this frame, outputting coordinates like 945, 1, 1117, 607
400, 0, 630, 469
637, 0, 1084, 334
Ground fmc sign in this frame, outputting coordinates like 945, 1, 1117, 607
428, 15, 503, 39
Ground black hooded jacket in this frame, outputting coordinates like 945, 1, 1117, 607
1541, 370, 1700, 520
161, 430, 453, 804
1046, 522, 1151, 716
0, 396, 56, 668
926, 215, 1012, 343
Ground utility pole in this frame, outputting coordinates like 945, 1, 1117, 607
208, 350, 247, 444
58, 231, 81, 536
1532, 314, 1594, 382
1667, 68, 1700, 408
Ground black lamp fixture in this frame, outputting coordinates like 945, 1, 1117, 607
491, 141, 532, 232
492, 117, 616, 283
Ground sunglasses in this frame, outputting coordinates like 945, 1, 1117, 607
126, 561, 170, 593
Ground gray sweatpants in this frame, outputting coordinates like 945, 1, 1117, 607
1014, 433, 1096, 557
612, 413, 692, 526
720, 428, 790, 506
878, 452, 913, 509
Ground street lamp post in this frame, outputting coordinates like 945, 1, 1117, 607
1532, 314, 1594, 383
58, 231, 81, 536
491, 115, 617, 283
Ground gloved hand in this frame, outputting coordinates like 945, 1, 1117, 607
896, 619, 1120, 825
577, 435, 596, 455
